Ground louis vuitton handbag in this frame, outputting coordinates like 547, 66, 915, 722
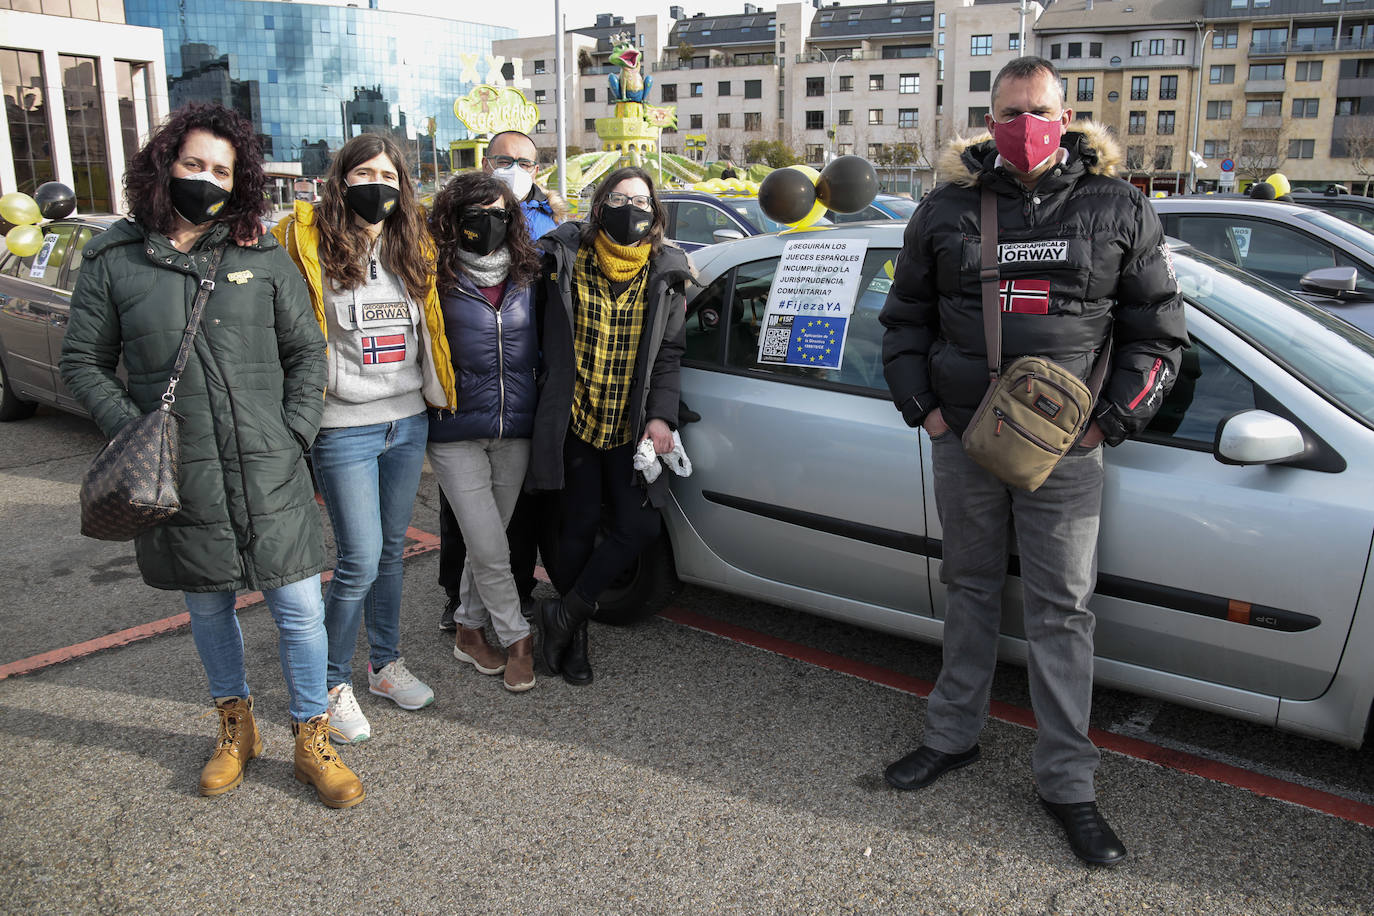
79, 246, 225, 540
960, 188, 1108, 492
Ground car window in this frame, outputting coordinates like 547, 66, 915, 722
17, 223, 79, 290
1172, 216, 1347, 292
63, 227, 96, 292
0, 251, 20, 278
828, 204, 884, 224
719, 247, 899, 392
1320, 204, 1374, 232
880, 197, 918, 219
674, 201, 738, 246
1142, 339, 1256, 445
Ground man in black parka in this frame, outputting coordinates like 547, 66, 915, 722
878, 57, 1187, 866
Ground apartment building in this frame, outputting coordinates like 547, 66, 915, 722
496, 0, 1368, 194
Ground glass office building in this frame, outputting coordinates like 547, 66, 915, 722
124, 0, 513, 174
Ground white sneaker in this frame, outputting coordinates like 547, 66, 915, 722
368, 657, 434, 710
327, 684, 371, 744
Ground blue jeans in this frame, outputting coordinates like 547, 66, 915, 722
184, 575, 328, 721
311, 413, 428, 689
925, 433, 1104, 804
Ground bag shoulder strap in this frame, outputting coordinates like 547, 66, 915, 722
979, 185, 1001, 380
162, 244, 226, 406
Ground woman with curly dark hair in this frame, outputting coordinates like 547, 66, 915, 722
59, 103, 365, 808
273, 133, 456, 739
425, 171, 541, 692
529, 166, 692, 686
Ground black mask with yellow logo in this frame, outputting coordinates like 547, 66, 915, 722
170, 172, 231, 225
458, 207, 510, 257
344, 182, 401, 225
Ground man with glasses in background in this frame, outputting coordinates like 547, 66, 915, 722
438, 130, 563, 642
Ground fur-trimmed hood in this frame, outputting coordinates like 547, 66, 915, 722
938, 119, 1123, 188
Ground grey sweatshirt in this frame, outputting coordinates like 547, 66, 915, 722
320, 255, 425, 428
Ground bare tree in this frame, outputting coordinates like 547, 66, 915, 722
1338, 117, 1374, 195
1234, 123, 1290, 184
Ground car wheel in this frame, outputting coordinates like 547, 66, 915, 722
0, 356, 38, 422
591, 526, 679, 626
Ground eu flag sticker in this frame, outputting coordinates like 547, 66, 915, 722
787, 317, 846, 369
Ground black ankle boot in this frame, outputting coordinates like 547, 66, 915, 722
537, 591, 593, 675
561, 621, 594, 686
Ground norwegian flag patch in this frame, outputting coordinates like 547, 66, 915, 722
361, 333, 407, 365
999, 278, 1051, 315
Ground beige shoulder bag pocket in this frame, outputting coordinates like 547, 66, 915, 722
961, 186, 1108, 492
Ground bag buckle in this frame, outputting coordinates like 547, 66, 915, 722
162, 375, 180, 404
199, 277, 215, 291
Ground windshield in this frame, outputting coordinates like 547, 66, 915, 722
880, 197, 918, 218
1296, 210, 1374, 260
1172, 247, 1374, 427
727, 198, 832, 233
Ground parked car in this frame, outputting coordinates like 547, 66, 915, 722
659, 190, 831, 252
825, 192, 918, 224
1151, 196, 1374, 334
0, 215, 122, 420
597, 221, 1374, 750
1288, 190, 1374, 232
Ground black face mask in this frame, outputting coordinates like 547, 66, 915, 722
170, 173, 232, 225
600, 202, 653, 246
458, 208, 510, 257
344, 182, 401, 225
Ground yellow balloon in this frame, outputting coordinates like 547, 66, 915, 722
1265, 172, 1291, 198
0, 192, 41, 226
5, 224, 45, 257
784, 165, 826, 228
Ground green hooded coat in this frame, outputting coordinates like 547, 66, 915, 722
59, 219, 328, 593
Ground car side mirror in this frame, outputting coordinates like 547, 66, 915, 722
1214, 409, 1306, 465
712, 228, 744, 244
1300, 266, 1361, 299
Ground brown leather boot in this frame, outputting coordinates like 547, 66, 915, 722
503, 635, 536, 693
199, 696, 262, 797
454, 625, 506, 675
292, 714, 365, 809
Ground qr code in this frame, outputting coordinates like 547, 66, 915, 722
761, 327, 790, 359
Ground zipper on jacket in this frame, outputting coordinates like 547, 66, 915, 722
495, 306, 506, 439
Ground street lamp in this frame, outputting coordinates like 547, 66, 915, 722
322, 85, 349, 145
1189, 23, 1215, 193
820, 49, 852, 162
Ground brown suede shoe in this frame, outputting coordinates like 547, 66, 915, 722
199, 696, 262, 797
454, 625, 506, 675
292, 714, 365, 809
504, 635, 536, 693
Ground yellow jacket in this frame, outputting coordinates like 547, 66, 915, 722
272, 200, 456, 410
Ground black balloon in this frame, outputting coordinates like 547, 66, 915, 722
758, 167, 818, 225
34, 181, 77, 220
1249, 181, 1277, 200
816, 155, 879, 214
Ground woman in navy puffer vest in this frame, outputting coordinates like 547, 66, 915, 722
427, 172, 541, 692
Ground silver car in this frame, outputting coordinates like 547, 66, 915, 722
1151, 196, 1374, 334
603, 222, 1374, 749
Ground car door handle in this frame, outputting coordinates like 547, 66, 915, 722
678, 398, 701, 425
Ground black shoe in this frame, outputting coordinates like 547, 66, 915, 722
561, 621, 594, 687
883, 744, 981, 791
439, 594, 460, 632
537, 592, 593, 676
1039, 798, 1128, 866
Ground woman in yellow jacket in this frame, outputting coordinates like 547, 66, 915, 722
273, 133, 455, 744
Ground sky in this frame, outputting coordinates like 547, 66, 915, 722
397, 1, 760, 38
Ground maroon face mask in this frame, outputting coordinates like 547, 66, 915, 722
990, 112, 1064, 175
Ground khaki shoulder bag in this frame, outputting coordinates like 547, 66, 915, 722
960, 187, 1108, 492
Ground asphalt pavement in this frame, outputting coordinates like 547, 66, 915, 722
2, 408, 1371, 914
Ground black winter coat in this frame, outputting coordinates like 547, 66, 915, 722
59, 219, 327, 592
428, 274, 537, 442
528, 222, 691, 507
880, 121, 1188, 445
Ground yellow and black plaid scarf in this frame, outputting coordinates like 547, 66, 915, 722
569, 243, 650, 449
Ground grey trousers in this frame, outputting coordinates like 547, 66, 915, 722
924, 432, 1104, 804
427, 438, 532, 647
